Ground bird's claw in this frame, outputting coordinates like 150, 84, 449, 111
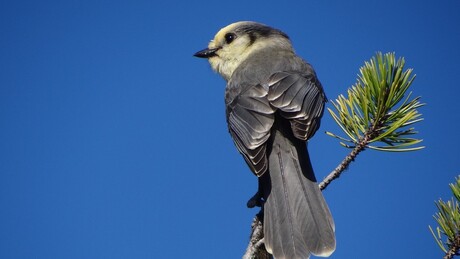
247, 191, 264, 208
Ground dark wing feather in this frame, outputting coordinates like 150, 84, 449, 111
267, 72, 326, 140
226, 83, 275, 176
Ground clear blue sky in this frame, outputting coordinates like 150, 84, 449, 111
1, 1, 459, 258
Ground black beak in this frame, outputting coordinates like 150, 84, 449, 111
193, 47, 219, 58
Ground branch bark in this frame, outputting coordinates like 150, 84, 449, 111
444, 235, 460, 259
243, 215, 271, 259
318, 133, 371, 191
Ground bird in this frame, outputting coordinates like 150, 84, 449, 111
194, 21, 335, 259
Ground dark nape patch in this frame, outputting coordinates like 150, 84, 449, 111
249, 32, 257, 45
238, 23, 289, 46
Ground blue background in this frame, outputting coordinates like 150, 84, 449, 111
1, 0, 459, 258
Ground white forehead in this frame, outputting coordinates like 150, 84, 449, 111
208, 21, 265, 48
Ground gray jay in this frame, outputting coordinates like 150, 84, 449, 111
194, 21, 335, 259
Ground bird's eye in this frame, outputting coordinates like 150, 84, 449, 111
224, 33, 236, 44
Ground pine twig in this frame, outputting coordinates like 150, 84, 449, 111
430, 177, 460, 259
318, 133, 371, 190
444, 235, 460, 259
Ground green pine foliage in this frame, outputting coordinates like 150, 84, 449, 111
326, 52, 425, 152
430, 177, 460, 258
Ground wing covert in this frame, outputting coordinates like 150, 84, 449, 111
267, 71, 326, 141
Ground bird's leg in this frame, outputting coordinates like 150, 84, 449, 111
247, 173, 270, 208
247, 189, 263, 208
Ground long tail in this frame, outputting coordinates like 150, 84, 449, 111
262, 129, 335, 259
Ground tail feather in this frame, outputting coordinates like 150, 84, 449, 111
263, 130, 335, 259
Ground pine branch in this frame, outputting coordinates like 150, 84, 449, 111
243, 215, 271, 259
444, 236, 460, 259
319, 131, 371, 190
430, 177, 460, 259
326, 52, 424, 153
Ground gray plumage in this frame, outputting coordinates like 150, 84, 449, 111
195, 21, 335, 259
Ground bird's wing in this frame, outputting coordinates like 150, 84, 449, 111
226, 83, 275, 176
267, 71, 326, 141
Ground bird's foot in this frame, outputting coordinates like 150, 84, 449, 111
247, 190, 264, 208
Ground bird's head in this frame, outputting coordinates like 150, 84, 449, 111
194, 21, 292, 81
